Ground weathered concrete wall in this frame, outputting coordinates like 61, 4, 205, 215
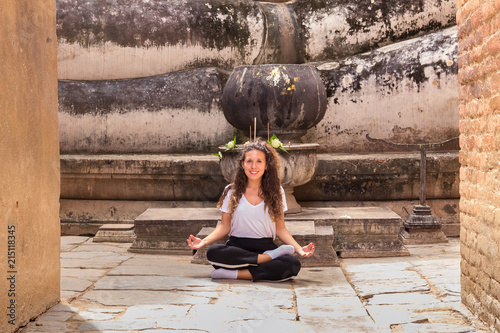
57, 0, 264, 80
56, 0, 455, 80
458, 0, 500, 330
0, 1, 60, 332
293, 0, 456, 62
59, 28, 458, 154
307, 26, 459, 152
59, 68, 233, 154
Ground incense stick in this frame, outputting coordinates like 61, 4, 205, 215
254, 118, 256, 142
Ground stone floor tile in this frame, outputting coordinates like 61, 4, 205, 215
341, 261, 413, 273
21, 320, 78, 332
348, 275, 430, 297
81, 290, 213, 306
367, 292, 442, 306
61, 276, 94, 292
109, 262, 213, 277
141, 328, 203, 333
77, 319, 157, 331
93, 275, 218, 290
395, 322, 476, 332
73, 243, 133, 253
224, 318, 302, 333
45, 303, 79, 312
119, 304, 191, 320
300, 315, 380, 332
35, 310, 75, 322
61, 256, 131, 269
61, 268, 108, 280
60, 236, 90, 246
119, 255, 189, 266
297, 296, 368, 318
365, 304, 428, 329
61, 251, 123, 259
215, 291, 294, 312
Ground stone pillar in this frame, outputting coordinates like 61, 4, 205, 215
458, 0, 500, 330
0, 0, 60, 332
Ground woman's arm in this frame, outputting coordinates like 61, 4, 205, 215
187, 212, 231, 250
275, 213, 315, 257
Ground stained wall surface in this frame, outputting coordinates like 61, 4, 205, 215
56, 0, 459, 154
458, 0, 500, 330
0, 0, 60, 332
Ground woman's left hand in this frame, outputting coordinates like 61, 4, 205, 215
296, 242, 315, 257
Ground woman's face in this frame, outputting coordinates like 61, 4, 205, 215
241, 149, 267, 182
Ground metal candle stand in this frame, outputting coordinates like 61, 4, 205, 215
366, 134, 459, 244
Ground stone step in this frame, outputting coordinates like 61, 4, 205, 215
191, 221, 339, 267
129, 208, 220, 255
128, 207, 410, 258
94, 224, 135, 243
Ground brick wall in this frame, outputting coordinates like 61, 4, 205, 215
458, 0, 500, 330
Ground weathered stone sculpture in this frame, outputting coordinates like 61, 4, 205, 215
222, 64, 327, 141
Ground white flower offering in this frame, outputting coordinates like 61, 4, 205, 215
271, 139, 281, 149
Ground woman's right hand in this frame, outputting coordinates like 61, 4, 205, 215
187, 235, 206, 250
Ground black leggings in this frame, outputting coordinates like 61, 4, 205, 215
206, 236, 301, 282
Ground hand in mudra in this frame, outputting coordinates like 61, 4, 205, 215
187, 235, 206, 250
296, 242, 315, 257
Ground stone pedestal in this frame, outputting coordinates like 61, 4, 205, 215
192, 221, 339, 267
399, 205, 448, 244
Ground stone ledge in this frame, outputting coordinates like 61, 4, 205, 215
60, 152, 459, 202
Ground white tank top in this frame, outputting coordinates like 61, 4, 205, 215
220, 186, 287, 239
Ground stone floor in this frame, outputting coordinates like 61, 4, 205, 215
20, 237, 492, 333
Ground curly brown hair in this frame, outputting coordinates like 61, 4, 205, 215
217, 139, 284, 223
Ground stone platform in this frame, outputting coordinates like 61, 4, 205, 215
129, 207, 409, 259
191, 221, 339, 267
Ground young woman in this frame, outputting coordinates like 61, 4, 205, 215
186, 140, 314, 281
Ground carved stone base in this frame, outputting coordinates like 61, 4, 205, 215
284, 187, 302, 214
399, 229, 448, 245
399, 205, 448, 245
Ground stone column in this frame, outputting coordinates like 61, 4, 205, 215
0, 1, 60, 332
